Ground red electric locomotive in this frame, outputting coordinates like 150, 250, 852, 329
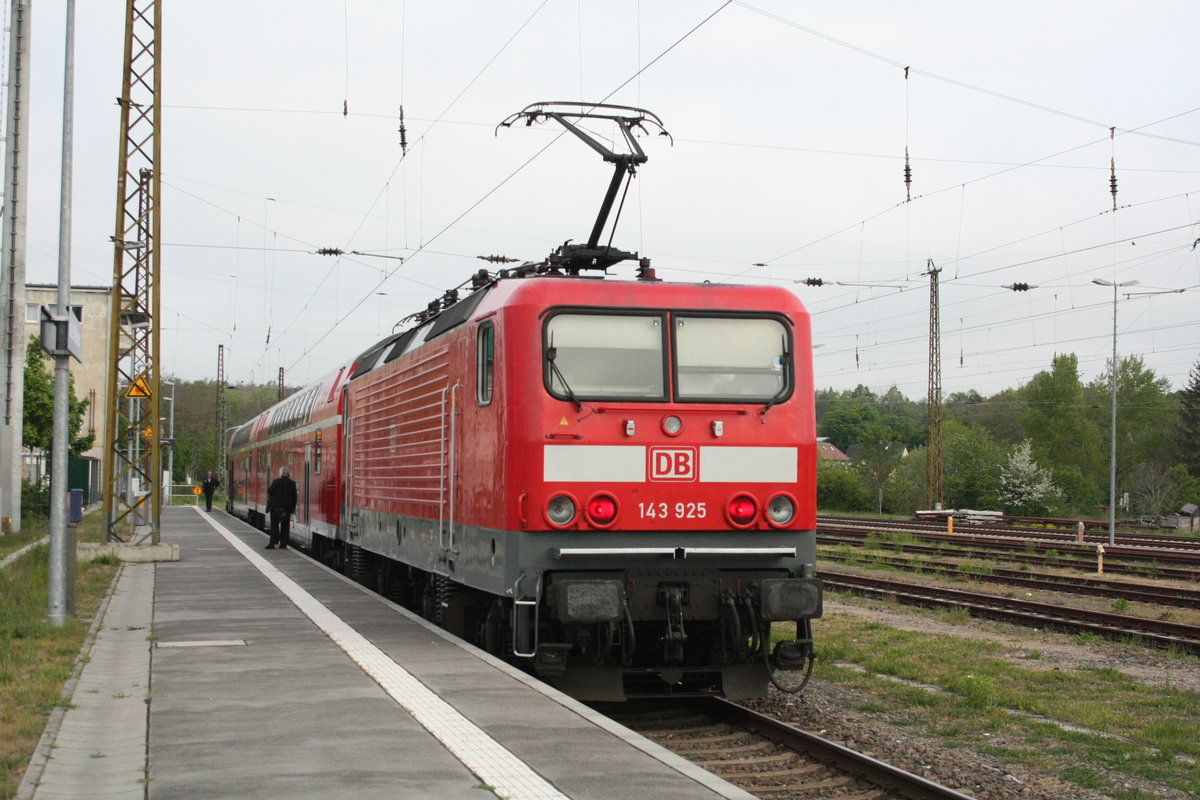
228, 104, 823, 700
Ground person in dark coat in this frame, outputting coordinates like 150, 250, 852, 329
201, 471, 221, 512
265, 466, 298, 550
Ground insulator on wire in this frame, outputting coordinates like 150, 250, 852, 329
904, 147, 912, 202
1110, 157, 1118, 211
399, 105, 408, 154
477, 254, 518, 264
343, 99, 348, 117
1004, 282, 1035, 292
802, 277, 824, 287
315, 247, 344, 256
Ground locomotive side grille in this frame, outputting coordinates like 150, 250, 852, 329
352, 346, 452, 510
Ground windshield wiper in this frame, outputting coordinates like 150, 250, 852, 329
547, 346, 583, 412
760, 343, 792, 418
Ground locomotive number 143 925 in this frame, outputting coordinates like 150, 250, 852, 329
638, 501, 707, 519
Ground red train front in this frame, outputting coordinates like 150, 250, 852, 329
230, 269, 823, 700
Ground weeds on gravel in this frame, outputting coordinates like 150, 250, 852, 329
958, 560, 994, 577
0, 513, 117, 800
802, 615, 1200, 797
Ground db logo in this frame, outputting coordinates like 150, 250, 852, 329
649, 446, 697, 482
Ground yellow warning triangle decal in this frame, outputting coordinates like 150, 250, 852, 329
127, 377, 152, 398
559, 416, 569, 426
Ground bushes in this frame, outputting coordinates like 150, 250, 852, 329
817, 462, 871, 512
20, 479, 50, 519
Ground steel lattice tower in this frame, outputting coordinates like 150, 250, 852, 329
925, 260, 944, 510
216, 343, 227, 476
101, 0, 161, 542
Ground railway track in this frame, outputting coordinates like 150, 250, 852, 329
821, 551, 1200, 609
818, 526, 1200, 580
602, 698, 976, 799
822, 570, 1200, 654
820, 515, 1200, 553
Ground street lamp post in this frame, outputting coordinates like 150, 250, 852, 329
1092, 278, 1138, 546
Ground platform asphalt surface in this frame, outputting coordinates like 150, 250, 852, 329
18, 507, 754, 800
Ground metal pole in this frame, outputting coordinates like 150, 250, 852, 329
167, 381, 174, 503
48, 0, 77, 626
1107, 283, 1117, 547
0, 0, 31, 534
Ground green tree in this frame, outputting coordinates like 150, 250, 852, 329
1048, 463, 1103, 517
1176, 359, 1200, 479
942, 421, 1004, 510
1020, 354, 1103, 489
947, 387, 1023, 445
166, 377, 284, 482
854, 422, 905, 511
817, 460, 870, 512
883, 446, 925, 514
819, 401, 881, 452
877, 385, 925, 446
1085, 354, 1176, 484
22, 336, 94, 456
1127, 463, 1200, 516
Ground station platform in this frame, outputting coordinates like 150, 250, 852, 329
18, 506, 753, 800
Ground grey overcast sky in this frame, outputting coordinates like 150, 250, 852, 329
13, 1, 1200, 398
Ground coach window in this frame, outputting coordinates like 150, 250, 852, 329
674, 315, 790, 402
545, 313, 665, 400
477, 323, 495, 405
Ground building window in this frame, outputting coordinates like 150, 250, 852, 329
25, 303, 38, 323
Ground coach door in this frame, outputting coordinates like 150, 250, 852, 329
303, 443, 311, 525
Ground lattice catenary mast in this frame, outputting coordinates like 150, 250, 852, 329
925, 260, 944, 510
101, 0, 161, 542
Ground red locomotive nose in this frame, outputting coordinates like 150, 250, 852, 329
586, 495, 618, 526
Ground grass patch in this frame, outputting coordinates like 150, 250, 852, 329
958, 560, 995, 577
0, 527, 49, 563
0, 512, 118, 799
799, 615, 1200, 797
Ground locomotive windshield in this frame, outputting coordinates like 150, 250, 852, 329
544, 311, 790, 403
545, 313, 666, 400
675, 316, 788, 401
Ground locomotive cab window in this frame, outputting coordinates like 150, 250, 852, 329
545, 313, 665, 401
674, 315, 791, 402
477, 323, 495, 406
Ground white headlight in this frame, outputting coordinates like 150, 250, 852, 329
547, 495, 576, 526
766, 495, 795, 525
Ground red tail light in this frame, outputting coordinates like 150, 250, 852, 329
586, 494, 618, 526
726, 495, 757, 527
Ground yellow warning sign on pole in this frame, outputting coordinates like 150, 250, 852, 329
127, 376, 152, 398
